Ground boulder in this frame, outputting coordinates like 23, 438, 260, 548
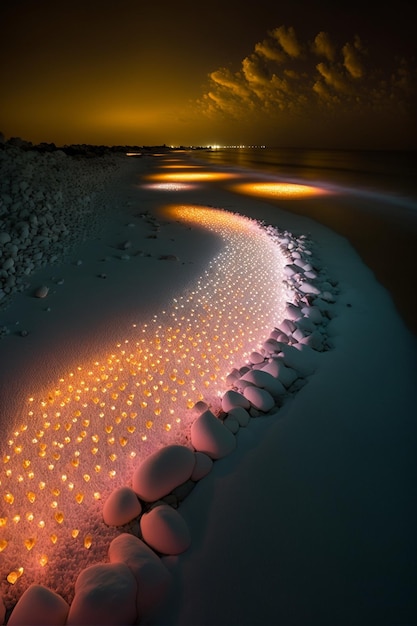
67, 563, 137, 625
132, 445, 195, 502
190, 410, 236, 459
8, 585, 69, 626
108, 533, 171, 618
140, 505, 191, 555
103, 487, 142, 526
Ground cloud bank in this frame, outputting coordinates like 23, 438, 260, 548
195, 24, 416, 144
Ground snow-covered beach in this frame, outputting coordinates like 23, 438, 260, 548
1, 145, 416, 625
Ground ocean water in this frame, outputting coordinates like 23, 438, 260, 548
194, 147, 417, 335
196, 147, 417, 207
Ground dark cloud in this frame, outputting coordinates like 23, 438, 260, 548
196, 23, 416, 142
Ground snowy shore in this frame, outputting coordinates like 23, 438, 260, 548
1, 146, 416, 625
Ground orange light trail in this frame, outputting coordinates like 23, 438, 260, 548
0, 206, 289, 603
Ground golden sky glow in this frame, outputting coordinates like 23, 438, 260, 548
0, 0, 416, 148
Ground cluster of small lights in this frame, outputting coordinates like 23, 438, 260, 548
230, 181, 328, 199
0, 205, 288, 597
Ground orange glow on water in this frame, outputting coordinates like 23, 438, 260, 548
230, 181, 328, 199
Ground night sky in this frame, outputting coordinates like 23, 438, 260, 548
1, 0, 416, 149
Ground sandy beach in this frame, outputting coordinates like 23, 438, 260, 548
1, 150, 416, 625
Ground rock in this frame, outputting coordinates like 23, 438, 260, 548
221, 389, 250, 413
297, 281, 321, 295
140, 504, 191, 555
132, 444, 195, 502
102, 486, 142, 526
108, 533, 171, 618
34, 285, 49, 298
227, 406, 251, 427
301, 305, 324, 324
0, 232, 11, 245
191, 410, 236, 459
249, 351, 264, 365
262, 338, 282, 355
0, 595, 4, 625
7, 585, 69, 626
67, 563, 137, 626
240, 369, 286, 397
262, 359, 298, 388
278, 343, 319, 376
223, 416, 240, 433
243, 386, 276, 412
191, 451, 213, 481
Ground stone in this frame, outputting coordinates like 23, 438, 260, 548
140, 504, 191, 555
191, 451, 213, 481
243, 386, 275, 412
7, 585, 69, 626
34, 285, 49, 298
102, 486, 142, 526
108, 533, 171, 618
240, 369, 286, 397
227, 406, 251, 427
221, 389, 250, 413
191, 410, 236, 459
132, 444, 195, 502
67, 563, 137, 626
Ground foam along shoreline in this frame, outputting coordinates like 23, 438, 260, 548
0, 152, 416, 623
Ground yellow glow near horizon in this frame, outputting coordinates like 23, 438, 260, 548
230, 181, 328, 199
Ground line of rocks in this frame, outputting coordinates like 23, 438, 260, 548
0, 227, 338, 625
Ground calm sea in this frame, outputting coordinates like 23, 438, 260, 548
195, 147, 417, 209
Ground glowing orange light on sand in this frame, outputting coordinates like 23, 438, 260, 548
230, 181, 328, 199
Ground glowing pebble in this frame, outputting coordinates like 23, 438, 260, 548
140, 504, 191, 555
102, 487, 142, 527
108, 533, 171, 618
7, 584, 69, 626
132, 444, 195, 502
243, 386, 275, 413
190, 452, 213, 481
34, 285, 49, 299
67, 563, 137, 626
221, 390, 250, 413
190, 410, 236, 460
